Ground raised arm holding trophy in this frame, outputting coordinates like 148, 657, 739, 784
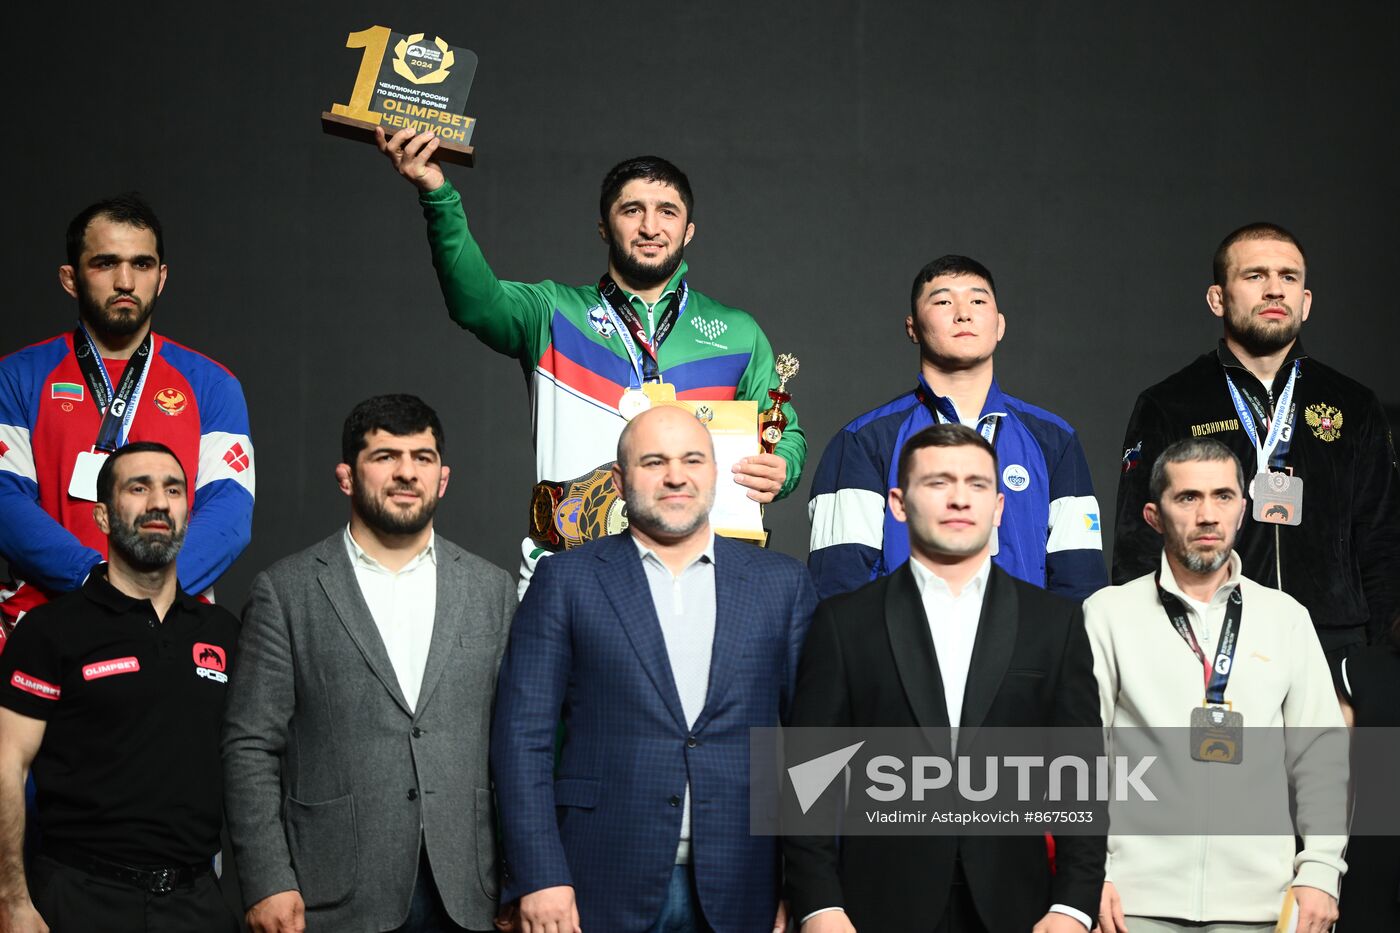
375, 119, 806, 592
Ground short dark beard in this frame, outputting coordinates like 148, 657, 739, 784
608, 233, 684, 291
1224, 303, 1301, 357
1180, 546, 1230, 575
108, 509, 185, 571
353, 481, 438, 536
78, 280, 156, 341
622, 477, 715, 543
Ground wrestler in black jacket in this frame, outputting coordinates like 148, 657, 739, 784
1114, 340, 1400, 658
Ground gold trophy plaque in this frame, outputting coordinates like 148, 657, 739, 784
322, 25, 479, 166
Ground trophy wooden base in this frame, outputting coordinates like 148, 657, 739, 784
320, 112, 476, 167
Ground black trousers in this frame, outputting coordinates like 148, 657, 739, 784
932, 862, 990, 933
29, 854, 238, 933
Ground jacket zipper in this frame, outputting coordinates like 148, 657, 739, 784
1265, 384, 1284, 590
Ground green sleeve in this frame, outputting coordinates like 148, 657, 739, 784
418, 179, 553, 364
737, 325, 806, 499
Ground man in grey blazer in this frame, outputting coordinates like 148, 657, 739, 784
222, 395, 516, 933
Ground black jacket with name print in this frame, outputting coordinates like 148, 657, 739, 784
1113, 339, 1400, 650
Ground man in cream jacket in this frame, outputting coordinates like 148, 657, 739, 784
1087, 437, 1346, 933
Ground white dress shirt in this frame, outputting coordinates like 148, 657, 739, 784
907, 555, 992, 732
343, 526, 437, 713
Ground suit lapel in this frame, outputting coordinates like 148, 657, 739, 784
597, 535, 688, 730
316, 535, 412, 716
413, 542, 461, 718
690, 536, 751, 735
885, 564, 950, 731
958, 567, 1018, 738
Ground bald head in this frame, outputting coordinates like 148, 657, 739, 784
616, 405, 715, 470
612, 405, 717, 546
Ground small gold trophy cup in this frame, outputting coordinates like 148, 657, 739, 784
759, 353, 799, 454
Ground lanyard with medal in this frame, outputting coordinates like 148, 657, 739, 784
934, 410, 999, 445
598, 274, 689, 419
68, 325, 154, 501
1225, 361, 1303, 526
916, 382, 1001, 453
1158, 578, 1245, 764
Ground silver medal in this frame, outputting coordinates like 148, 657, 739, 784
618, 388, 652, 421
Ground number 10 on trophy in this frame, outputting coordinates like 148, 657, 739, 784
321, 25, 480, 166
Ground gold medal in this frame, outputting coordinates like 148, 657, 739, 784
1189, 703, 1244, 764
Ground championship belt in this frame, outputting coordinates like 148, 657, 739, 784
528, 465, 628, 552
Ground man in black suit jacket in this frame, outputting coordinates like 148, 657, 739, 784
784, 423, 1104, 933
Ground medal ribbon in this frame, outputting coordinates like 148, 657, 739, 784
597, 275, 689, 385
1224, 360, 1299, 474
73, 325, 153, 452
939, 410, 999, 446
916, 385, 1000, 446
1156, 576, 1243, 705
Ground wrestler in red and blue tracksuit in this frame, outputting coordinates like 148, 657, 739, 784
0, 331, 254, 629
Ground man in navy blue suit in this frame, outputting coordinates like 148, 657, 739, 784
492, 403, 818, 933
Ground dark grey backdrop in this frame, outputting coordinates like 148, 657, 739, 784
8, 2, 1397, 610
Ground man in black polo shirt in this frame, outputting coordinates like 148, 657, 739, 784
0, 441, 238, 932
